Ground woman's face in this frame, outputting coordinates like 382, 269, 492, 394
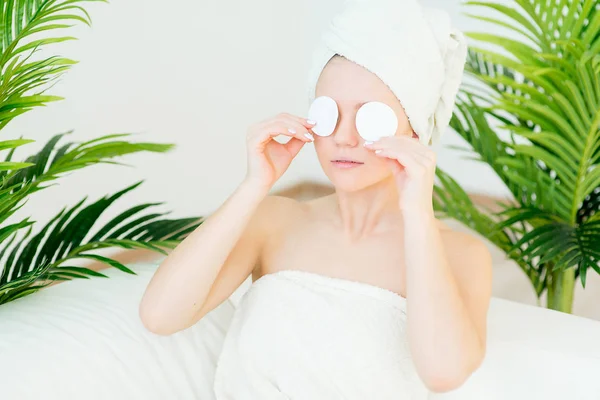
313, 56, 415, 192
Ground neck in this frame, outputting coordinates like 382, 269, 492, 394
333, 176, 403, 241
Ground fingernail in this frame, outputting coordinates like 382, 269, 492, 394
306, 119, 316, 125
363, 141, 373, 146
288, 128, 296, 134
375, 149, 382, 154
304, 133, 314, 141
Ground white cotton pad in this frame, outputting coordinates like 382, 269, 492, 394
308, 96, 339, 136
355, 102, 398, 141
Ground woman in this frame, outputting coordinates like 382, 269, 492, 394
140, 1, 493, 398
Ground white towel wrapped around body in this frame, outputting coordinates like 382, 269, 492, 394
213, 269, 430, 399
306, 0, 468, 146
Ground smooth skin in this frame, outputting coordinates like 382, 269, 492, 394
139, 55, 493, 394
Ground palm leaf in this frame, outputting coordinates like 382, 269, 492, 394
0, 133, 175, 255
0, 0, 106, 129
0, 0, 205, 306
4, 131, 174, 187
433, 167, 547, 294
435, 1, 600, 305
0, 182, 203, 305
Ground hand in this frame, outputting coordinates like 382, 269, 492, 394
244, 112, 316, 191
364, 135, 436, 215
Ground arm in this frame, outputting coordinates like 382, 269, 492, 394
138, 112, 315, 335
138, 111, 316, 335
404, 210, 493, 393
363, 135, 492, 393
139, 180, 270, 336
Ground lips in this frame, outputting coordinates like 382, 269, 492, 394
331, 159, 363, 164
331, 159, 364, 169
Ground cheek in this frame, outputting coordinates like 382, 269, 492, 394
363, 152, 392, 174
313, 139, 325, 154
313, 139, 333, 163
314, 137, 336, 153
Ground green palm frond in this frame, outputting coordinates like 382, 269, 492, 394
492, 206, 600, 287
0, 0, 205, 306
0, 0, 107, 187
0, 132, 174, 244
433, 167, 548, 295
4, 131, 174, 188
0, 138, 35, 171
436, 0, 600, 308
0, 0, 105, 130
578, 185, 600, 224
0, 181, 203, 305
450, 92, 561, 215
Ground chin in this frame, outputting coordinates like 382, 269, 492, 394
325, 168, 388, 193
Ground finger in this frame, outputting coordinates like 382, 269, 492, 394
279, 119, 316, 142
365, 136, 424, 153
276, 113, 317, 130
376, 148, 431, 165
365, 137, 435, 162
283, 137, 306, 158
384, 158, 403, 175
251, 121, 313, 148
372, 147, 429, 170
267, 119, 315, 142
273, 116, 316, 140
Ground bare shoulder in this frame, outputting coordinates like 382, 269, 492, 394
250, 194, 310, 277
437, 220, 490, 259
252, 194, 308, 236
257, 194, 306, 218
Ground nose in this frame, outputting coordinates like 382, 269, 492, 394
332, 113, 361, 147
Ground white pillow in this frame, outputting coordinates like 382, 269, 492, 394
0, 263, 234, 400
431, 298, 600, 399
2, 262, 600, 400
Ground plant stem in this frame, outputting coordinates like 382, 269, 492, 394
546, 265, 575, 313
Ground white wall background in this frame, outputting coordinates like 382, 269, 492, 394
4, 0, 512, 224
5, 0, 600, 318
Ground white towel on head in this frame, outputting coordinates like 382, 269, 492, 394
306, 0, 468, 146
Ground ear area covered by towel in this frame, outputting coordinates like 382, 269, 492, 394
423, 7, 469, 147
